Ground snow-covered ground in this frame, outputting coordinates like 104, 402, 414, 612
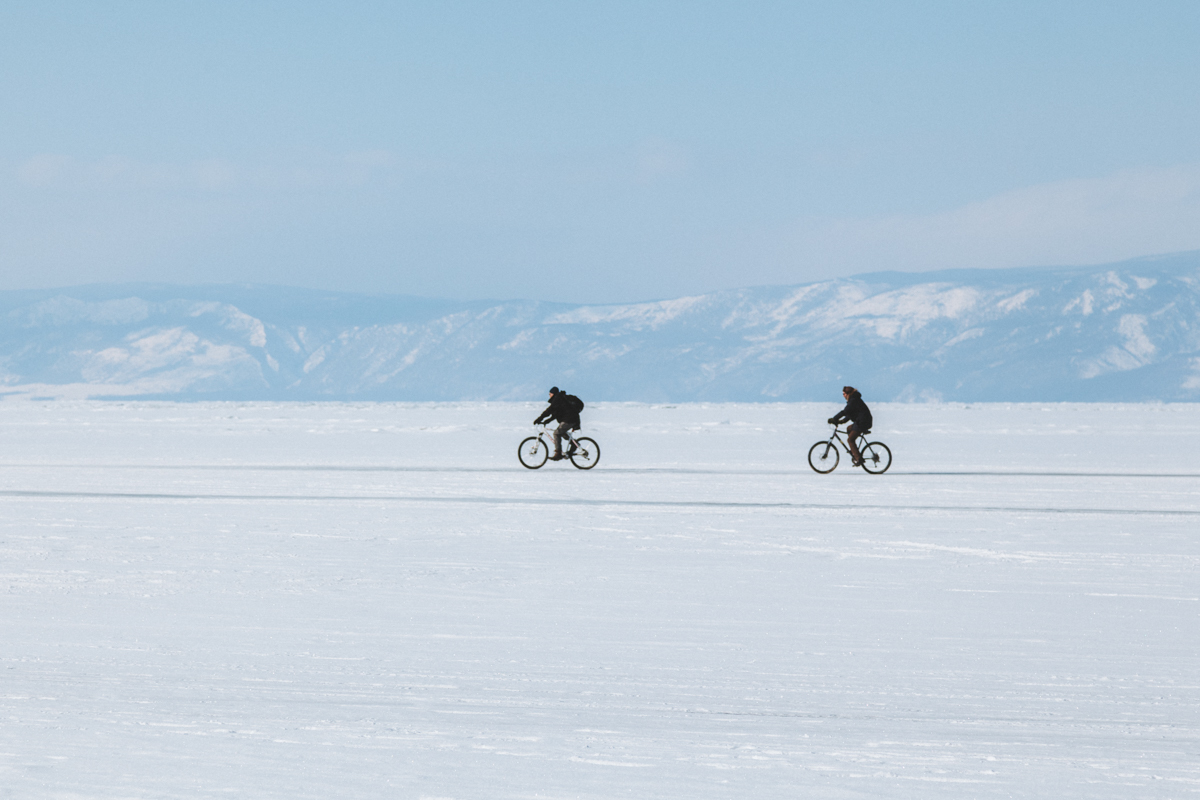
0, 401, 1197, 798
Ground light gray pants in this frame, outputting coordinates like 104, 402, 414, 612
553, 422, 577, 455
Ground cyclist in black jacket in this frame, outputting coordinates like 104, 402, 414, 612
534, 386, 583, 461
828, 386, 873, 467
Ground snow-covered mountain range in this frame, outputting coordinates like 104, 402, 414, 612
3, 252, 1199, 402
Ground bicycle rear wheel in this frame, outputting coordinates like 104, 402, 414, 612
569, 437, 600, 470
808, 441, 839, 473
859, 441, 892, 474
518, 436, 548, 469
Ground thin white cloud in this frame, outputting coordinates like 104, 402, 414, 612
16, 154, 73, 187
11, 151, 402, 193
635, 138, 691, 183
792, 162, 1200, 271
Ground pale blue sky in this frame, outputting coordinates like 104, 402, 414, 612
2, 1, 1199, 303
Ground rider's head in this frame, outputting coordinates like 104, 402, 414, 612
548, 386, 560, 397
842, 386, 855, 398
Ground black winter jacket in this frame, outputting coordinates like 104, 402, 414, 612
535, 393, 581, 429
831, 390, 872, 431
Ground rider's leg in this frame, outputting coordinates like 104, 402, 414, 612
847, 425, 862, 465
552, 422, 569, 458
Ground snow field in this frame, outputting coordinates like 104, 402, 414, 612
0, 401, 1197, 798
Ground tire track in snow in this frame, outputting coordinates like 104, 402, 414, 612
2, 464, 1199, 478
0, 489, 1196, 517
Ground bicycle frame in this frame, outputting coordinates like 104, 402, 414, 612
824, 427, 857, 455
520, 424, 600, 470
809, 424, 891, 474
535, 424, 578, 449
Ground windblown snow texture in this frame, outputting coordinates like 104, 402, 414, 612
2, 252, 1199, 401
1, 401, 1198, 797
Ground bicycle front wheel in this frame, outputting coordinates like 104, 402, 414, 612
808, 441, 839, 473
518, 436, 549, 469
569, 437, 600, 470
859, 441, 892, 474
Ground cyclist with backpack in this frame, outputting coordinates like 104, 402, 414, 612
534, 386, 585, 461
827, 386, 873, 467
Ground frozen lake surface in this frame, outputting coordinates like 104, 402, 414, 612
0, 401, 1197, 798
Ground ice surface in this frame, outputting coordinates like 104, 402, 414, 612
0, 401, 1197, 798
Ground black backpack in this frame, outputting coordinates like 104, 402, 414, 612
565, 394, 585, 413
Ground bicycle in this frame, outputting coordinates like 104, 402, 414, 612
518, 425, 600, 470
808, 425, 892, 474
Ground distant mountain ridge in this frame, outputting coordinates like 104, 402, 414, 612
3, 252, 1199, 402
